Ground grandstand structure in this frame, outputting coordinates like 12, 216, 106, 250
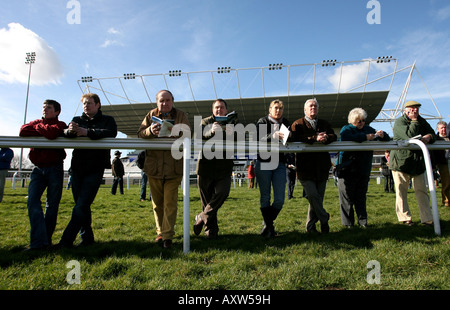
77, 58, 442, 138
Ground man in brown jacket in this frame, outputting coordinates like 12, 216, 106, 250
137, 90, 190, 248
291, 98, 337, 233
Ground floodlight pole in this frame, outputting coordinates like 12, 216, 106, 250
19, 52, 36, 177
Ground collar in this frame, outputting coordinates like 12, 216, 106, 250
82, 109, 102, 121
268, 115, 282, 124
157, 108, 176, 119
41, 117, 60, 124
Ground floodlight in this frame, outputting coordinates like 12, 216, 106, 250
123, 73, 136, 80
376, 56, 393, 63
322, 60, 337, 67
269, 63, 283, 70
169, 70, 181, 77
217, 66, 231, 74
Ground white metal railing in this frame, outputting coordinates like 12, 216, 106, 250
1, 136, 447, 252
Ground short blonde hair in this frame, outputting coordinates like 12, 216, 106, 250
81, 93, 101, 105
347, 107, 367, 124
269, 99, 283, 110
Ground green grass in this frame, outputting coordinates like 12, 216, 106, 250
0, 179, 449, 290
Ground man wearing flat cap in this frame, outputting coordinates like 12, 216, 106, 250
390, 100, 436, 226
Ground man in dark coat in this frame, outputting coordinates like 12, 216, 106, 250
193, 99, 237, 239
111, 150, 124, 195
57, 93, 117, 248
291, 98, 337, 233
390, 100, 435, 225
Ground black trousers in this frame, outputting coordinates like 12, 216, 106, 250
338, 174, 369, 226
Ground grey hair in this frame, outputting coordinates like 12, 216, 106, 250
437, 120, 447, 128
348, 107, 368, 124
304, 98, 319, 109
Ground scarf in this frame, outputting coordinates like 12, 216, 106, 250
305, 115, 317, 130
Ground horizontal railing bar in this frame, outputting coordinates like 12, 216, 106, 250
1, 136, 449, 153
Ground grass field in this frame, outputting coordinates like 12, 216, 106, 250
0, 178, 449, 291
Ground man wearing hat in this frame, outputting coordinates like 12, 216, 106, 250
111, 150, 124, 195
390, 100, 436, 226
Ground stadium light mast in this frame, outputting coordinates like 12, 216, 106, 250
19, 52, 36, 178
24, 52, 36, 125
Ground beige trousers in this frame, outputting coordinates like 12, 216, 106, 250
392, 171, 433, 223
148, 176, 182, 240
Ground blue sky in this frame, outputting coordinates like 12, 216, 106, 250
1, 0, 450, 166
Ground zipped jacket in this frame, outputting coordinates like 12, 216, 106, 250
65, 110, 117, 173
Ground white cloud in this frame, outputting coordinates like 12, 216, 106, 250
0, 23, 64, 86
100, 39, 123, 48
434, 5, 450, 21
100, 27, 124, 48
107, 27, 121, 35
388, 29, 450, 69
327, 60, 395, 92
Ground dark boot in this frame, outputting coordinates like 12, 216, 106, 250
270, 207, 281, 237
260, 207, 273, 238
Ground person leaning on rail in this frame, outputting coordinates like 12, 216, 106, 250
390, 100, 436, 226
291, 98, 337, 234
137, 90, 191, 249
255, 99, 292, 238
432, 121, 450, 207
336, 107, 390, 229
193, 99, 237, 239
56, 93, 117, 249
19, 99, 67, 251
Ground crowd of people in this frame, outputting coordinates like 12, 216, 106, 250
2, 91, 446, 251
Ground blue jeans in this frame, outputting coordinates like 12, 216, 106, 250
60, 169, 104, 246
255, 160, 286, 210
27, 163, 64, 248
140, 171, 151, 200
111, 177, 124, 195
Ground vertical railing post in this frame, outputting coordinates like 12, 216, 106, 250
407, 138, 441, 236
183, 137, 191, 254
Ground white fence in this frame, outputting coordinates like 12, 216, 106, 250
1, 136, 447, 253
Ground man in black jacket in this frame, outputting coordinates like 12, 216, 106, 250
111, 150, 124, 195
57, 93, 117, 248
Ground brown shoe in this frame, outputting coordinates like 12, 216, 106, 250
193, 214, 204, 235
155, 234, 163, 243
403, 220, 414, 226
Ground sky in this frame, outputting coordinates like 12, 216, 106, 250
1, 0, 450, 169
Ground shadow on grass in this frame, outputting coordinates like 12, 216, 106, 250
1, 220, 447, 266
